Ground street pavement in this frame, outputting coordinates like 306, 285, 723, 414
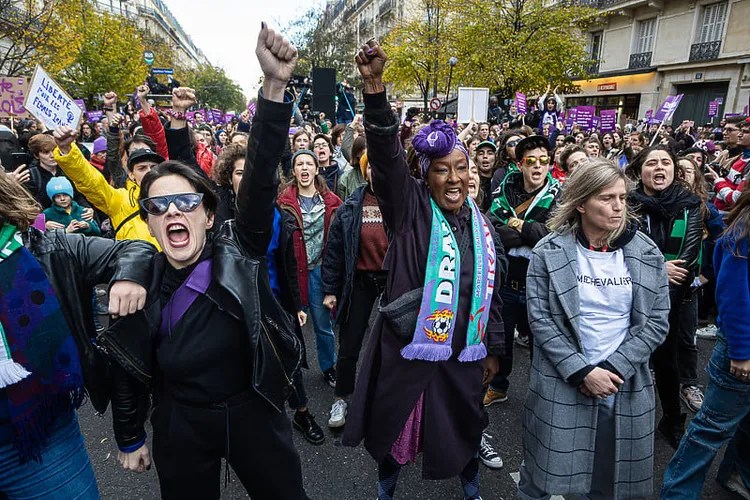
81, 323, 738, 499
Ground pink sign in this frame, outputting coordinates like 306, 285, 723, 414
0, 76, 30, 118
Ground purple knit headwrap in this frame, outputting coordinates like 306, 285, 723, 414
412, 120, 469, 176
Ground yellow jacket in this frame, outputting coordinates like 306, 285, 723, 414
53, 144, 160, 249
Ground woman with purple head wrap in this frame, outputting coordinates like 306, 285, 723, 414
341, 40, 508, 500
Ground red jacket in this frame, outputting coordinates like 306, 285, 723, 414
195, 142, 215, 177
278, 185, 342, 306
138, 108, 169, 160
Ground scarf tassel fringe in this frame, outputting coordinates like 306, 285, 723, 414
458, 343, 487, 363
0, 360, 31, 389
400, 344, 452, 362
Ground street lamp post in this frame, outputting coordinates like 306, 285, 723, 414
443, 56, 458, 117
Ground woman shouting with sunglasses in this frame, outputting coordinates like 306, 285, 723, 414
94, 24, 308, 500
484, 136, 561, 406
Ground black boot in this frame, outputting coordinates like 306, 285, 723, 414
293, 410, 325, 445
658, 413, 686, 449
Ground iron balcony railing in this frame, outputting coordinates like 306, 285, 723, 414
689, 41, 721, 62
628, 51, 653, 69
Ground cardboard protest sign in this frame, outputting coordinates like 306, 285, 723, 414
515, 92, 527, 116
599, 109, 617, 133
0, 76, 30, 118
457, 87, 489, 123
23, 66, 82, 129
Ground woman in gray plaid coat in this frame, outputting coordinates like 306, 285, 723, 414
518, 160, 670, 499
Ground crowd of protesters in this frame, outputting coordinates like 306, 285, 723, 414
0, 27, 749, 500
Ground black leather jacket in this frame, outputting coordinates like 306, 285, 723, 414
102, 94, 302, 451
23, 228, 155, 413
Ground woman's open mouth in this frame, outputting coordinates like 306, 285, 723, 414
166, 222, 190, 248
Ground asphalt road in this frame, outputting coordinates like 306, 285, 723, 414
80, 324, 738, 500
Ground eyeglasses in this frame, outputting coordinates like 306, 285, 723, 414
140, 192, 204, 216
523, 155, 550, 167
506, 139, 521, 148
723, 127, 739, 133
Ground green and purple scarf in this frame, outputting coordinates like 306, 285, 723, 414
0, 223, 84, 461
400, 198, 496, 362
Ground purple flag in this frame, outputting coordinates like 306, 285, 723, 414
654, 94, 684, 122
599, 109, 617, 133
515, 92, 527, 116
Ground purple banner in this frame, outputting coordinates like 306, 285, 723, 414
575, 105, 596, 130
86, 110, 103, 123
708, 100, 719, 118
654, 94, 684, 122
599, 109, 617, 133
211, 108, 223, 124
224, 112, 236, 124
515, 92, 527, 116
73, 99, 86, 113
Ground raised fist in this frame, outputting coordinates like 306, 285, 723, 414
136, 85, 150, 102
53, 126, 78, 154
355, 39, 386, 83
256, 22, 297, 86
103, 92, 117, 108
171, 87, 196, 112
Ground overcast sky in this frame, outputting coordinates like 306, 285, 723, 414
160, 0, 325, 98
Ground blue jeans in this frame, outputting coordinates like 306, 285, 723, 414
307, 265, 337, 373
0, 411, 99, 499
661, 333, 750, 500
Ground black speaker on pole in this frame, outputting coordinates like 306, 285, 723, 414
312, 68, 336, 122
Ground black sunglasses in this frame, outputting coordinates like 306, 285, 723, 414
140, 192, 204, 216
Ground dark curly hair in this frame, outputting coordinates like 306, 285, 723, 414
212, 143, 247, 189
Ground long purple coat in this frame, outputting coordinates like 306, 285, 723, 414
342, 92, 507, 480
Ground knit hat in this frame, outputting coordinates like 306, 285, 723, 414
46, 177, 74, 201
291, 149, 320, 170
92, 136, 107, 154
359, 151, 368, 178
411, 120, 469, 176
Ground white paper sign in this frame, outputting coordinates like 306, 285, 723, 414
23, 65, 81, 130
457, 87, 489, 123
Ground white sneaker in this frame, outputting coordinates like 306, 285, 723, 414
479, 433, 503, 469
697, 324, 718, 340
328, 399, 347, 428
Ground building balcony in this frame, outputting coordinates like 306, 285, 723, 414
587, 61, 600, 75
379, 0, 395, 16
628, 51, 652, 69
689, 41, 721, 62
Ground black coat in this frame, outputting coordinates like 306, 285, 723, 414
321, 184, 367, 324
103, 94, 303, 450
23, 229, 155, 413
342, 91, 508, 480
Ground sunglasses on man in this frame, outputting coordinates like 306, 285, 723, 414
140, 193, 204, 216
522, 155, 551, 167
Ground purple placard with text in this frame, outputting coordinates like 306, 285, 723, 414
654, 94, 684, 122
515, 92, 527, 116
186, 111, 195, 124
599, 109, 617, 133
86, 110, 103, 123
575, 105, 595, 130
708, 101, 719, 117
73, 99, 86, 113
591, 116, 600, 131
224, 112, 236, 124
211, 108, 223, 124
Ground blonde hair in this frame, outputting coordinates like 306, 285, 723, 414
547, 159, 635, 247
0, 173, 41, 230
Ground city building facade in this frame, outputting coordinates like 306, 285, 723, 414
569, 0, 750, 124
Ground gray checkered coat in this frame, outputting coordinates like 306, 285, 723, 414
523, 230, 670, 498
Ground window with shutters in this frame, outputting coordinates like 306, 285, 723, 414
634, 18, 656, 54
697, 2, 728, 43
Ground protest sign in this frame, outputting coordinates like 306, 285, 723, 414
186, 111, 195, 124
574, 105, 595, 130
23, 66, 81, 129
591, 116, 600, 131
211, 109, 223, 124
224, 112, 236, 124
86, 110, 103, 123
515, 92, 527, 116
653, 94, 684, 123
73, 99, 86, 113
708, 100, 719, 118
0, 76, 30, 118
457, 87, 489, 123
599, 109, 617, 133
